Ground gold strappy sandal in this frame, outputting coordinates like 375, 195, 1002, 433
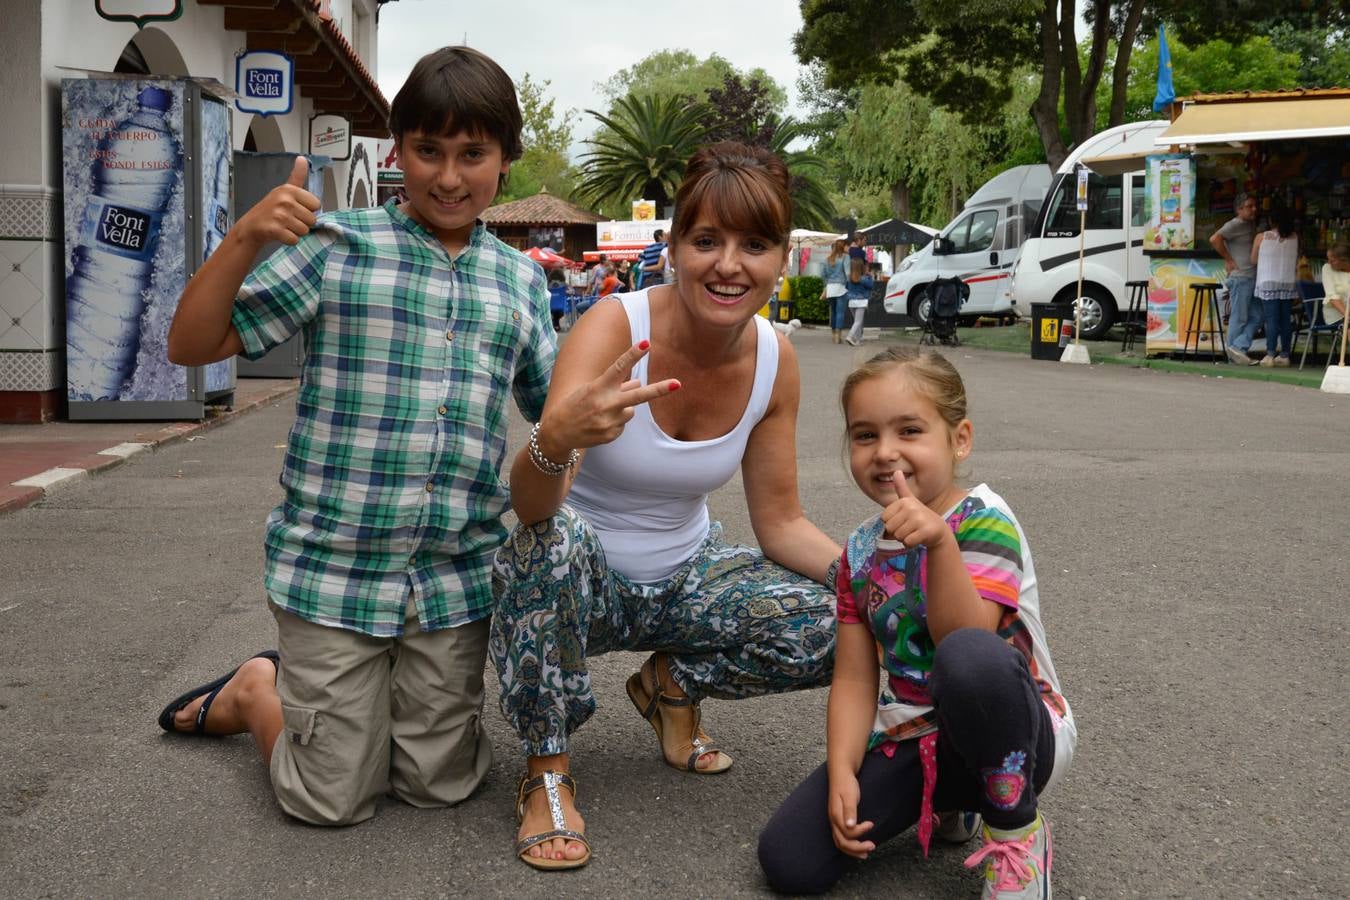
515, 771, 591, 871
625, 656, 733, 774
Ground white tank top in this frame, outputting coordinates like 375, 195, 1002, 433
567, 290, 780, 583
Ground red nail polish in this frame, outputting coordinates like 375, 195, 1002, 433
669, 381, 681, 391
638, 339, 650, 351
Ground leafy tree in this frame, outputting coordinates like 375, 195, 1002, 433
831, 72, 1042, 228
1101, 33, 1301, 125
1266, 23, 1350, 88
575, 93, 707, 214
794, 0, 1151, 169
762, 115, 837, 229
1151, 0, 1347, 45
704, 73, 780, 147
598, 50, 787, 111
500, 74, 578, 203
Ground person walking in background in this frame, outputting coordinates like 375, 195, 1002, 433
759, 345, 1074, 898
822, 239, 849, 343
843, 256, 873, 347
638, 229, 667, 288
1253, 207, 1300, 367
1209, 194, 1260, 365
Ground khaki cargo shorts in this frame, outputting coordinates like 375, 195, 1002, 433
268, 603, 492, 826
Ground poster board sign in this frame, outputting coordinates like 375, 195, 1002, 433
309, 114, 350, 161
1144, 153, 1195, 250
1076, 165, 1090, 211
235, 51, 293, 117
596, 219, 672, 251
95, 0, 182, 28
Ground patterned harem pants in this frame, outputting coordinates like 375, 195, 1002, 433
491, 506, 836, 756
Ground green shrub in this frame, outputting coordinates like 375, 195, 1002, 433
787, 275, 826, 323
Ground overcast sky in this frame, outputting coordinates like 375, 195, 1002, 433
375, 0, 810, 145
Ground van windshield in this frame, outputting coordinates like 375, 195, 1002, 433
1043, 172, 1123, 236
946, 209, 999, 253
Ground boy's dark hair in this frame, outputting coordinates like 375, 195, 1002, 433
654, 229, 664, 240
388, 46, 522, 165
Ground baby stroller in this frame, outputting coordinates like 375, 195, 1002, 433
919, 277, 969, 346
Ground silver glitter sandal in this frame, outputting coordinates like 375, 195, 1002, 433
515, 771, 590, 870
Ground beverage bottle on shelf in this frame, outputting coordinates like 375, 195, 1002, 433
66, 86, 181, 400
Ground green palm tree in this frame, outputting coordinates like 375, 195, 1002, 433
762, 115, 836, 230
576, 93, 707, 213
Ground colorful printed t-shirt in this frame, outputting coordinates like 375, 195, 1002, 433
230, 200, 556, 637
836, 483, 1074, 752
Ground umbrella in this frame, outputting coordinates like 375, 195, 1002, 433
524, 246, 573, 269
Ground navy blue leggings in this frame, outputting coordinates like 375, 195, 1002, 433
758, 628, 1055, 894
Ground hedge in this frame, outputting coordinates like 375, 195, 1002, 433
786, 275, 827, 323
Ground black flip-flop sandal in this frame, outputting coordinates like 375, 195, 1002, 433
156, 650, 279, 734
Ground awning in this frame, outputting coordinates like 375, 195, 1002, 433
1080, 151, 1153, 177
1157, 97, 1350, 146
857, 218, 937, 246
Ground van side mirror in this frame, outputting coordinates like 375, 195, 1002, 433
933, 237, 955, 255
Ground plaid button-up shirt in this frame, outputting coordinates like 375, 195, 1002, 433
231, 200, 556, 636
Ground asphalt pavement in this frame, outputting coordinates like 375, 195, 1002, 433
0, 327, 1345, 898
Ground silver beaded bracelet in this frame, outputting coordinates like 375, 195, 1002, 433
528, 422, 579, 476
824, 557, 841, 589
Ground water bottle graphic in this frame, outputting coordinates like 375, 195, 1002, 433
66, 86, 181, 400
203, 139, 231, 259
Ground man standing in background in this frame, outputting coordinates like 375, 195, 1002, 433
638, 230, 666, 288
1210, 194, 1260, 365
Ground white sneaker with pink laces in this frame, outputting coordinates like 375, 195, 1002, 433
964, 813, 1052, 899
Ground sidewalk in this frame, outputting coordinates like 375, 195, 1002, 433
0, 378, 298, 515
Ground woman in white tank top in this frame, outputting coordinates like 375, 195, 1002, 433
1252, 206, 1300, 366
494, 143, 842, 871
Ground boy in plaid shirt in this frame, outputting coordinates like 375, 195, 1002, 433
157, 47, 556, 826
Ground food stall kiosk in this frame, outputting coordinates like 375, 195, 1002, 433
1113, 90, 1350, 357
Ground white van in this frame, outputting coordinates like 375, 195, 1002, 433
882, 164, 1051, 325
1009, 120, 1169, 339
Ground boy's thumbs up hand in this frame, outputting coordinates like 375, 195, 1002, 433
286, 155, 310, 188
236, 156, 322, 249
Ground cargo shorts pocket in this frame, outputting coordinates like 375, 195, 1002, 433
281, 703, 317, 747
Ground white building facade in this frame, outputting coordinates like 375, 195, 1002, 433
0, 0, 391, 422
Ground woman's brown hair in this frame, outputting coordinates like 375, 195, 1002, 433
669, 142, 792, 247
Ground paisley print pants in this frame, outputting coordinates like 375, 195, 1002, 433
491, 506, 836, 756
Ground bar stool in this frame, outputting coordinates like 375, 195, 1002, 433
1181, 282, 1226, 360
1121, 279, 1149, 352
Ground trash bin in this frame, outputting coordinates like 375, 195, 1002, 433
1030, 303, 1074, 360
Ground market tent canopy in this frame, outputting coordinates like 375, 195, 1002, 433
789, 228, 845, 243
1157, 96, 1350, 146
857, 218, 937, 247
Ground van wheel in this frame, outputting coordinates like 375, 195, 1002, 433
1059, 285, 1115, 340
908, 289, 932, 328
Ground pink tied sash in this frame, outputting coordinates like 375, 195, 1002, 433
916, 731, 939, 857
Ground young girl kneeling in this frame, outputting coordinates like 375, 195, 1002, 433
759, 346, 1076, 897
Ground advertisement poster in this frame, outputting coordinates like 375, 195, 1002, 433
1145, 256, 1226, 354
596, 219, 671, 252
63, 78, 188, 402
199, 98, 233, 395
63, 78, 232, 406
1144, 153, 1196, 251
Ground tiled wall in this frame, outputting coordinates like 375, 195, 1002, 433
0, 186, 63, 391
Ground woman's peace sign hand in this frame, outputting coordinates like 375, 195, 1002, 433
536, 340, 681, 459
